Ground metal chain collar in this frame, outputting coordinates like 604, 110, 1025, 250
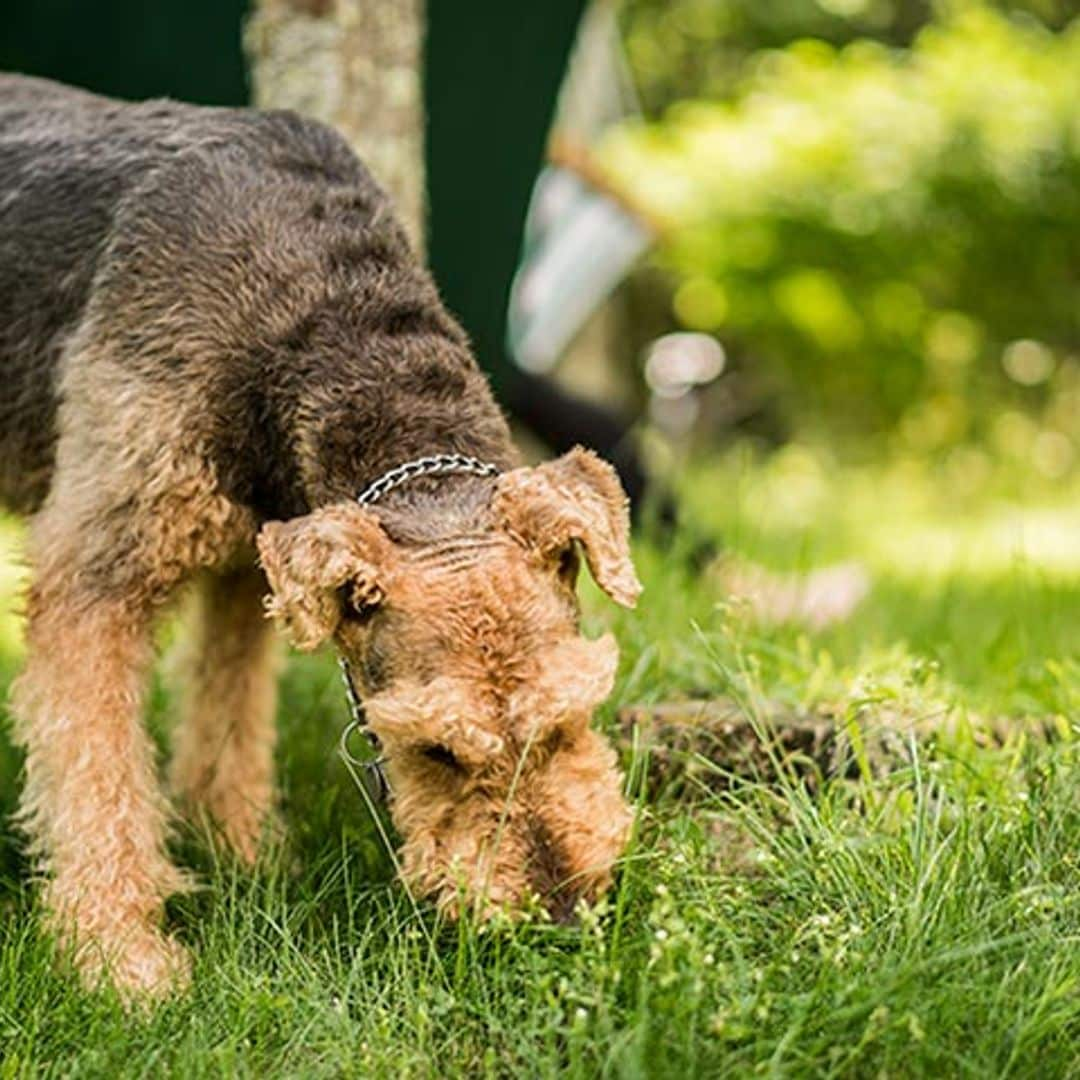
355, 453, 500, 507
338, 453, 501, 804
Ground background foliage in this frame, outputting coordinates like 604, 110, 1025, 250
609, 3, 1080, 464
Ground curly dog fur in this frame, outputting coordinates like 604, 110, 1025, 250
0, 74, 640, 999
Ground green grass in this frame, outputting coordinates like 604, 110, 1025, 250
1, 448, 1078, 1077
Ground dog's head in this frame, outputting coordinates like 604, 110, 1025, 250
257, 448, 639, 920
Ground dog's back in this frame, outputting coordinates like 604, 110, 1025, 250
0, 74, 426, 514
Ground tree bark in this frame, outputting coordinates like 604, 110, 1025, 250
244, 0, 426, 253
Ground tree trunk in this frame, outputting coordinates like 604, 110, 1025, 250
244, 0, 426, 253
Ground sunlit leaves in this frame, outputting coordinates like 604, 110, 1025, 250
604, 8, 1080, 451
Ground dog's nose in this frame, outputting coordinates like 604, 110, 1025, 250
525, 824, 578, 923
544, 888, 580, 926
524, 820, 583, 924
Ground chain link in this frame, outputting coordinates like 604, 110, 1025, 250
338, 656, 388, 801
356, 453, 500, 507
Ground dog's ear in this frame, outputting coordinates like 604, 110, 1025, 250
494, 447, 642, 608
256, 503, 394, 650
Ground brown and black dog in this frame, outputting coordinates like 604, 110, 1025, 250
0, 74, 640, 999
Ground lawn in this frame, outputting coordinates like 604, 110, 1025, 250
1, 449, 1077, 1077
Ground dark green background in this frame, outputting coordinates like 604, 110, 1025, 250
0, 0, 249, 104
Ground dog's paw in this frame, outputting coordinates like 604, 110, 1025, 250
73, 925, 192, 1005
221, 805, 285, 868
192, 799, 284, 868
174, 779, 282, 868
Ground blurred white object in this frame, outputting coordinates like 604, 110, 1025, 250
645, 333, 726, 397
508, 167, 653, 374
717, 559, 872, 630
507, 0, 654, 376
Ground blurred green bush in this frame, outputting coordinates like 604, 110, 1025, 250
618, 0, 1074, 113
605, 6, 1080, 462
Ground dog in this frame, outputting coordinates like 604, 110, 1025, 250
0, 74, 641, 999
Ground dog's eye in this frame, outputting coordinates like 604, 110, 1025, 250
338, 586, 377, 625
420, 744, 461, 770
546, 726, 567, 755
556, 545, 580, 587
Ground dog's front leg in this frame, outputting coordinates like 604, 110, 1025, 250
11, 567, 191, 1001
169, 566, 282, 864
